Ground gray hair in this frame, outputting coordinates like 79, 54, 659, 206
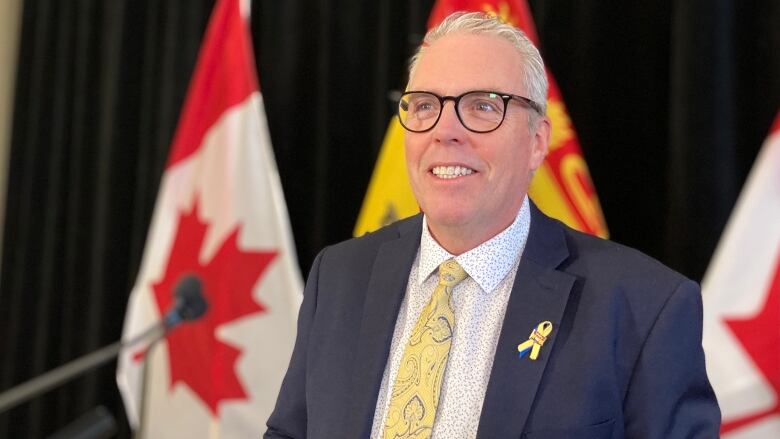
408, 11, 548, 117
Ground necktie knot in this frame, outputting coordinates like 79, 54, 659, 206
438, 259, 468, 288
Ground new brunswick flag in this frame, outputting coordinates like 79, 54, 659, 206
355, 0, 607, 238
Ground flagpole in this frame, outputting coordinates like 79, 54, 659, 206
134, 339, 163, 439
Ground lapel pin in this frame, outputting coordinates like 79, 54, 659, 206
517, 321, 553, 360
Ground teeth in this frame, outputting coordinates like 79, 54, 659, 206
432, 165, 474, 179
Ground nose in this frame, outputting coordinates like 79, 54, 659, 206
432, 101, 465, 145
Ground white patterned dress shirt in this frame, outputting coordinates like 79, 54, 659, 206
370, 196, 532, 439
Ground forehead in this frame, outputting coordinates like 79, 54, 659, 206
409, 33, 525, 94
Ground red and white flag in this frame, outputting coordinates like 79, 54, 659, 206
702, 111, 780, 438
116, 0, 301, 437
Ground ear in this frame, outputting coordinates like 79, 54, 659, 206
529, 116, 551, 171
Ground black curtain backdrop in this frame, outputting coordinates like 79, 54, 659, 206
1, 0, 778, 437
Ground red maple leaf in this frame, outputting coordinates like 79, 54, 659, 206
721, 250, 780, 434
152, 197, 277, 414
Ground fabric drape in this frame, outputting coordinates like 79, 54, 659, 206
0, 1, 214, 437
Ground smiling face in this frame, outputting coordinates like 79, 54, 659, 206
405, 32, 550, 254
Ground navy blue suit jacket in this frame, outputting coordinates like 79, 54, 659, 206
265, 204, 720, 438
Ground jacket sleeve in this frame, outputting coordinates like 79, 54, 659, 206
623, 279, 721, 438
264, 249, 325, 438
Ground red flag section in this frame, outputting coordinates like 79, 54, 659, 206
151, 197, 278, 413
703, 111, 780, 437
722, 256, 780, 432
166, 0, 257, 168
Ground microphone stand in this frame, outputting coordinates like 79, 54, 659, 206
0, 321, 166, 414
0, 274, 207, 438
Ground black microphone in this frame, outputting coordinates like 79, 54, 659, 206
163, 274, 209, 329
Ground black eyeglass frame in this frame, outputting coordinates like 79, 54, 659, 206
397, 90, 543, 133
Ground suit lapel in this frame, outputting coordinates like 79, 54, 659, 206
346, 215, 423, 438
477, 205, 576, 438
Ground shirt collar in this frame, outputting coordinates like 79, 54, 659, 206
418, 196, 531, 293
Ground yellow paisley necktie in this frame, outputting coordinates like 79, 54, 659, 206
383, 259, 468, 439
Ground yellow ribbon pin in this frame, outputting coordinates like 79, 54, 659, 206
517, 321, 553, 360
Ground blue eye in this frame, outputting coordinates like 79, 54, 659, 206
474, 101, 498, 112
415, 101, 435, 112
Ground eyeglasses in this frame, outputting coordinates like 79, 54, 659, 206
397, 90, 542, 133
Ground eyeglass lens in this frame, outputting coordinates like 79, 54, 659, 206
398, 91, 507, 133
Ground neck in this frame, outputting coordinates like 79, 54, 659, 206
427, 215, 516, 255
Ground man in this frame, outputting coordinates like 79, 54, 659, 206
266, 11, 720, 439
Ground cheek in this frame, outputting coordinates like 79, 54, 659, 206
490, 143, 533, 188
490, 138, 529, 171
404, 140, 426, 190
404, 135, 424, 166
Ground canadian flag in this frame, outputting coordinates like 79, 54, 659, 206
116, 0, 301, 437
702, 111, 780, 438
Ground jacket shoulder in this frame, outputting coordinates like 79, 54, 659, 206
561, 225, 691, 290
528, 204, 693, 297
